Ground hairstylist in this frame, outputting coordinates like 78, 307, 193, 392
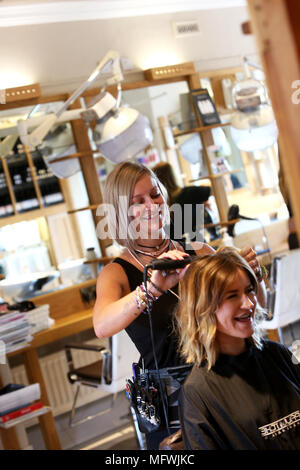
93, 161, 266, 449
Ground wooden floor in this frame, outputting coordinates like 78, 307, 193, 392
25, 391, 138, 450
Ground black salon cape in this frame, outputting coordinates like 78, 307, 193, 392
179, 340, 300, 449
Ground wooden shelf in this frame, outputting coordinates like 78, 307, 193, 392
204, 219, 240, 229
173, 121, 231, 138
0, 202, 68, 228
0, 147, 66, 226
190, 168, 244, 183
48, 149, 99, 164
83, 257, 113, 265
0, 406, 51, 429
67, 204, 99, 214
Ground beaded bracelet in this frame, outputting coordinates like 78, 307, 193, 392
140, 282, 160, 302
135, 283, 159, 314
136, 287, 151, 313
135, 285, 148, 311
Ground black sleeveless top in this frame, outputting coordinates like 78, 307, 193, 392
113, 243, 196, 370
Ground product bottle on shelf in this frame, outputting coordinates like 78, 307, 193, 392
219, 227, 235, 247
85, 247, 98, 278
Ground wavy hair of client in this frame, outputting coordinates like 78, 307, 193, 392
175, 246, 265, 370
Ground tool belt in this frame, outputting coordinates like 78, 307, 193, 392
126, 363, 192, 434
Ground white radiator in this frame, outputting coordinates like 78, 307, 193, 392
10, 339, 109, 418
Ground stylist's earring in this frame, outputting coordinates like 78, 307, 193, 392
162, 271, 167, 277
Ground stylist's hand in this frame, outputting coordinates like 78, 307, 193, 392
240, 246, 261, 278
150, 249, 190, 293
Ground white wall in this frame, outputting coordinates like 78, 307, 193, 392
0, 6, 258, 94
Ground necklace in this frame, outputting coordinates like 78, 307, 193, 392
129, 241, 180, 300
134, 239, 171, 258
137, 238, 167, 250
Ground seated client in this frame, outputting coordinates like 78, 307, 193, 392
176, 247, 300, 450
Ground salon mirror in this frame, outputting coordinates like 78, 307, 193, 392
86, 79, 247, 193
0, 102, 80, 179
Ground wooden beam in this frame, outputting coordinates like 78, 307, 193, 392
1, 156, 18, 214
144, 62, 196, 81
187, 73, 229, 222
0, 427, 22, 450
68, 98, 111, 255
47, 149, 98, 164
247, 0, 300, 243
23, 145, 44, 209
210, 74, 237, 109
22, 349, 61, 450
0, 93, 68, 111
1, 83, 41, 104
0, 203, 67, 229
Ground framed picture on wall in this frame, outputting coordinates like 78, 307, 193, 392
190, 88, 221, 126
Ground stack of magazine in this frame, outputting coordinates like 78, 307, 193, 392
0, 310, 33, 354
0, 383, 45, 427
0, 303, 53, 355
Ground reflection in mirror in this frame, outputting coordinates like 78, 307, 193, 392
0, 101, 95, 290
174, 125, 246, 187
40, 122, 80, 179
0, 102, 80, 216
0, 217, 54, 278
0, 102, 80, 179
87, 81, 188, 167
122, 80, 190, 161
179, 127, 246, 185
88, 81, 190, 187
0, 102, 65, 139
87, 78, 287, 243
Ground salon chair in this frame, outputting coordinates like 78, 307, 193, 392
65, 329, 146, 448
